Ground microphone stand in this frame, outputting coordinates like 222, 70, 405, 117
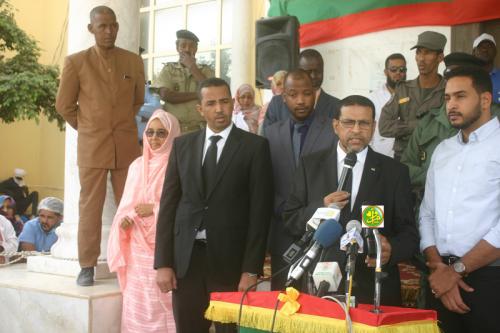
344, 242, 357, 307
371, 229, 383, 313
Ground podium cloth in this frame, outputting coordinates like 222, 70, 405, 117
205, 291, 439, 333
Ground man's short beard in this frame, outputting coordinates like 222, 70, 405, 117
386, 76, 398, 89
451, 103, 482, 130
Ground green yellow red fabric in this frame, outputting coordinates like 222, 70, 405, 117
268, 0, 500, 46
207, 291, 437, 326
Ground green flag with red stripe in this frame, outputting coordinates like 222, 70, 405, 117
268, 0, 500, 46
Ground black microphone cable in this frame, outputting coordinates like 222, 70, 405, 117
236, 242, 314, 333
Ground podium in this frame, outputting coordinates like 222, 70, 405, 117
205, 291, 439, 333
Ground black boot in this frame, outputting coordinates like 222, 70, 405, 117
77, 267, 94, 286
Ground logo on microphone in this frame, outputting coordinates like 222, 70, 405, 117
361, 205, 384, 228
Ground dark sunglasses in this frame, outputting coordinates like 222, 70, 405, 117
388, 66, 407, 73
145, 129, 168, 139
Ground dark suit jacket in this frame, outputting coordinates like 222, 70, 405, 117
262, 89, 340, 135
154, 126, 273, 285
283, 146, 418, 305
264, 113, 337, 260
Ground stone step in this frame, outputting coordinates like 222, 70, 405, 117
0, 263, 122, 333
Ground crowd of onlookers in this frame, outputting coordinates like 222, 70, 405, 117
0, 169, 64, 263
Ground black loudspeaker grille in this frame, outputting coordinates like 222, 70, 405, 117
255, 16, 299, 89
256, 39, 291, 87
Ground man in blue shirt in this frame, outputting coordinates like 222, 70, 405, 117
19, 197, 63, 252
136, 81, 162, 144
472, 33, 499, 104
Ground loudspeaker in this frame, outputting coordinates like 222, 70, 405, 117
256, 16, 300, 89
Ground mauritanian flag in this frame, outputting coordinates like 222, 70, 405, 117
268, 0, 500, 47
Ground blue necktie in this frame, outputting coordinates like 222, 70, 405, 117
292, 123, 304, 166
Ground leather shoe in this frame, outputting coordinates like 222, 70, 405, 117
77, 267, 94, 286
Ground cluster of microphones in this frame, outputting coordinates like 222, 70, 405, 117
281, 152, 385, 313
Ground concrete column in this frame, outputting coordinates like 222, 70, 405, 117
230, 0, 254, 93
29, 0, 140, 278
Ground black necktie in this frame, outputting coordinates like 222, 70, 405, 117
202, 135, 222, 197
340, 167, 353, 225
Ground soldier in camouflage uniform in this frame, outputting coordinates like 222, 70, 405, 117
401, 53, 497, 192
154, 29, 214, 133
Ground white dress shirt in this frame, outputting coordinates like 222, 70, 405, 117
202, 123, 233, 165
419, 117, 500, 256
336, 143, 368, 210
0, 215, 19, 262
369, 84, 395, 158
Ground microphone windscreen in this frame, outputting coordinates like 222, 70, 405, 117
313, 219, 343, 248
344, 152, 357, 167
346, 220, 362, 233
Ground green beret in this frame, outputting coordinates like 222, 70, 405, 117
176, 29, 199, 43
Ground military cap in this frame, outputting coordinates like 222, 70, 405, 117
444, 52, 486, 68
411, 31, 447, 51
176, 29, 199, 43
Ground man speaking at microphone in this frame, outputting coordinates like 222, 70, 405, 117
284, 95, 418, 305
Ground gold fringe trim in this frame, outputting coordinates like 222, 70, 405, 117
205, 301, 440, 333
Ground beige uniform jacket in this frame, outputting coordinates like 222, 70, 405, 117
56, 46, 144, 169
379, 77, 445, 158
154, 62, 214, 133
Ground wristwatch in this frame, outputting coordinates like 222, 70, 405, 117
452, 260, 467, 276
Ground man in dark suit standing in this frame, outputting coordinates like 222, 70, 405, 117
284, 95, 418, 305
264, 69, 337, 290
262, 49, 341, 134
154, 78, 273, 333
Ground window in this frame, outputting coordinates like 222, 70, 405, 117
140, 0, 233, 85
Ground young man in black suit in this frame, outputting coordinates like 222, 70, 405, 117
262, 49, 341, 134
283, 95, 418, 306
154, 78, 273, 333
264, 69, 337, 290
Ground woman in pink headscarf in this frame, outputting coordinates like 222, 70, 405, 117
232, 83, 261, 134
108, 110, 180, 333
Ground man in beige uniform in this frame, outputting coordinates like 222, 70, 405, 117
154, 30, 214, 133
379, 31, 446, 160
56, 6, 144, 286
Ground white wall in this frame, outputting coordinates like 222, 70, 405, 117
260, 25, 451, 104
317, 26, 451, 99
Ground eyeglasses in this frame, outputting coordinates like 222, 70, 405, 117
388, 66, 407, 73
145, 129, 168, 139
339, 119, 373, 130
